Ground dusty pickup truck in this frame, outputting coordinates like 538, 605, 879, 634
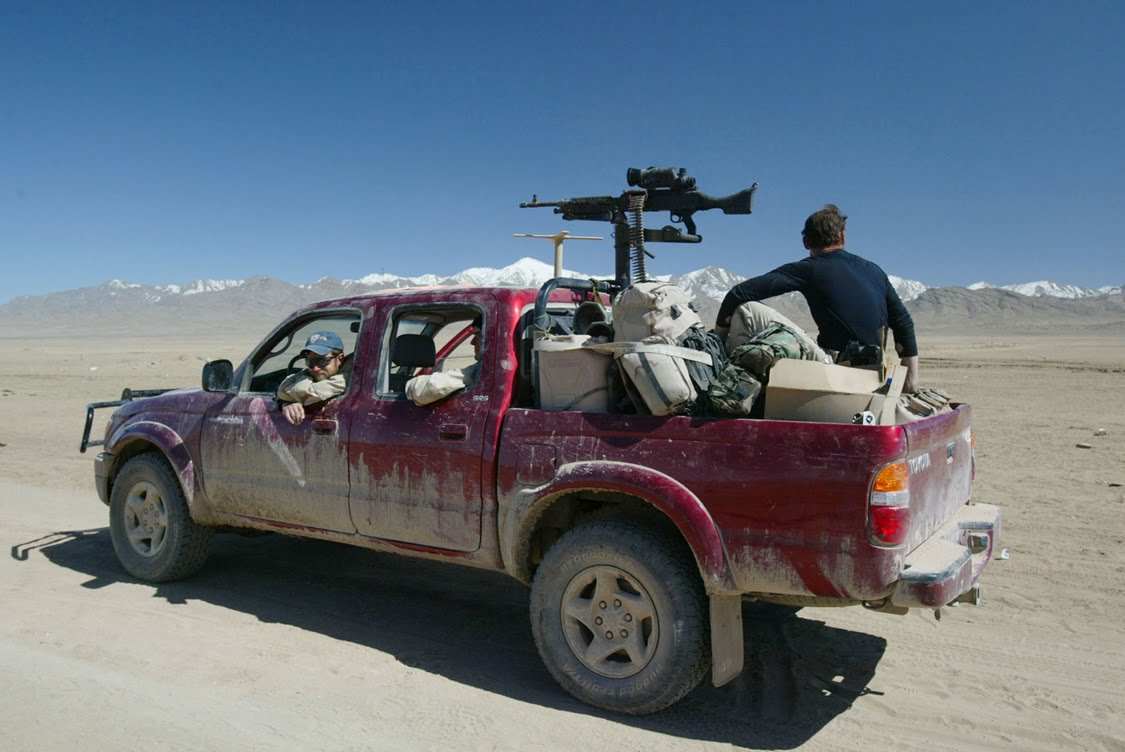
81, 282, 1001, 714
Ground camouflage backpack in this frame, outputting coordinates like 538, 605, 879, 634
707, 365, 763, 417
728, 321, 813, 382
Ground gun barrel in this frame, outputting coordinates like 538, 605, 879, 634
520, 194, 621, 210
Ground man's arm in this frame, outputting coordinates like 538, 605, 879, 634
277, 372, 347, 425
884, 279, 919, 392
405, 370, 467, 406
715, 262, 807, 331
898, 354, 920, 395
883, 279, 917, 356
278, 373, 346, 405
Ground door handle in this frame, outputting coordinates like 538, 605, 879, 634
311, 419, 338, 436
439, 423, 468, 441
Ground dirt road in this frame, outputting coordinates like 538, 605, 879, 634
1, 334, 1122, 751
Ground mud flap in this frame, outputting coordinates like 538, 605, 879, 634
710, 593, 744, 687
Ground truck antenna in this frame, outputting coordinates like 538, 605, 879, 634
513, 230, 603, 278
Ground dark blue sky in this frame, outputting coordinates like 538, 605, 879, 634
3, 1, 1122, 303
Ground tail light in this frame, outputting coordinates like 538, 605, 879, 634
970, 428, 976, 482
869, 460, 910, 546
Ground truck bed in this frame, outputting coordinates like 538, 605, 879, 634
497, 404, 982, 603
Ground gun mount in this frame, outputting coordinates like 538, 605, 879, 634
520, 167, 757, 288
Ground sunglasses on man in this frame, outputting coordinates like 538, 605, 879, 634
305, 352, 339, 368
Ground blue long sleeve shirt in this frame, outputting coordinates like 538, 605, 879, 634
716, 249, 918, 358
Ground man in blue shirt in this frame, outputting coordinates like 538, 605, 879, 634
716, 204, 919, 393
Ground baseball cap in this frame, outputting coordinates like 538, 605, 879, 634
302, 330, 344, 356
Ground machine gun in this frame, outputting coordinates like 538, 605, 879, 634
520, 167, 757, 288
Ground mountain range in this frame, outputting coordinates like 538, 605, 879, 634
2, 257, 1122, 337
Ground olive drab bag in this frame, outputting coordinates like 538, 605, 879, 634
706, 364, 763, 417
727, 321, 815, 382
612, 282, 702, 342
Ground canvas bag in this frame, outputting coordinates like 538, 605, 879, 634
728, 321, 815, 382
587, 337, 714, 416
612, 282, 702, 343
727, 301, 831, 363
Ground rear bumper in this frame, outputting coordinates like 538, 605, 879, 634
891, 502, 1002, 608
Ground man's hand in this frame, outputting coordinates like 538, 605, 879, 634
900, 356, 920, 395
281, 401, 306, 425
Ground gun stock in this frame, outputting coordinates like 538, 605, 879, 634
644, 184, 757, 216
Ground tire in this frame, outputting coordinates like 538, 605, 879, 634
529, 519, 709, 715
109, 453, 212, 582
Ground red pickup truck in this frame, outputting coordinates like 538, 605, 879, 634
81, 283, 1001, 714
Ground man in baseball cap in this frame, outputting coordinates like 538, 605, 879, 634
300, 330, 343, 357
277, 330, 350, 424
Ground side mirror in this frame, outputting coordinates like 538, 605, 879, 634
202, 360, 234, 392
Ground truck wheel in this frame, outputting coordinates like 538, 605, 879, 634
109, 454, 212, 583
530, 519, 709, 714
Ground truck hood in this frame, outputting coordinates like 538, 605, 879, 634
111, 387, 215, 420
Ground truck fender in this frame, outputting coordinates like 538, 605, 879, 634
501, 460, 739, 595
109, 421, 197, 507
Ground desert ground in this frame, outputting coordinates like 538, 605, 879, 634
1, 331, 1123, 751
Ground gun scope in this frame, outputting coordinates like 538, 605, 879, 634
626, 167, 696, 192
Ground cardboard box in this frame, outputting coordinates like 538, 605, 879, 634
877, 364, 908, 425
764, 359, 883, 423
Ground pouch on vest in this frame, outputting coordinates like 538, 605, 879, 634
837, 340, 883, 368
612, 282, 702, 342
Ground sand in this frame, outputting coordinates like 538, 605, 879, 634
1, 331, 1123, 751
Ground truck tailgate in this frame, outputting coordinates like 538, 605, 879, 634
901, 404, 976, 553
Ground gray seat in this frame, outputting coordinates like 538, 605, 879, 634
390, 334, 436, 391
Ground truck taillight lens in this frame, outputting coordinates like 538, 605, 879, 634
970, 428, 976, 481
869, 460, 910, 547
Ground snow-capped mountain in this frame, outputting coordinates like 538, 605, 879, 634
671, 266, 744, 301
159, 279, 245, 296
967, 280, 1123, 299
888, 275, 928, 302
102, 277, 246, 302
338, 258, 591, 291
3, 257, 1122, 337
9, 259, 1118, 310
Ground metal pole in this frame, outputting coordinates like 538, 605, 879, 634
513, 231, 603, 277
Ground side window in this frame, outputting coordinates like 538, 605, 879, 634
434, 323, 478, 375
383, 307, 483, 398
246, 313, 362, 394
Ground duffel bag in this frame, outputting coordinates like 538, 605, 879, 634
613, 282, 702, 343
586, 337, 714, 416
